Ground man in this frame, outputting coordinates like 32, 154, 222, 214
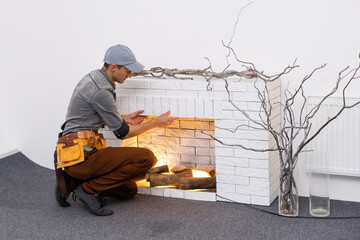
55, 44, 176, 216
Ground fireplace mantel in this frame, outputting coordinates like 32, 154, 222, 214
100, 75, 281, 206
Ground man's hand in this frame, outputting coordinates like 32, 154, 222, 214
154, 111, 178, 127
123, 110, 147, 125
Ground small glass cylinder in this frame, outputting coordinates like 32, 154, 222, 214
309, 171, 330, 217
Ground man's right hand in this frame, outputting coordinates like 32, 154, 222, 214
154, 111, 178, 128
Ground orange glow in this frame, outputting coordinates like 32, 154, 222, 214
192, 169, 211, 178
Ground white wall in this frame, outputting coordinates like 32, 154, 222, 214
1, 0, 359, 176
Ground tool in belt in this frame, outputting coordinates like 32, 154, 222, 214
56, 130, 106, 169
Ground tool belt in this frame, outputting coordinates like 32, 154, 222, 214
56, 130, 106, 169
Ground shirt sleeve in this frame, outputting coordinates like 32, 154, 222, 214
90, 89, 129, 139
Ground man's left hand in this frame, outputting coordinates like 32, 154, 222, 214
123, 110, 147, 125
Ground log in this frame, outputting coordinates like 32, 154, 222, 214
147, 165, 169, 174
171, 166, 216, 177
170, 166, 188, 173
146, 165, 170, 181
179, 177, 216, 190
149, 170, 193, 187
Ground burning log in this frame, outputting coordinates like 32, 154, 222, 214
149, 170, 192, 187
146, 165, 170, 181
179, 177, 216, 190
147, 165, 169, 174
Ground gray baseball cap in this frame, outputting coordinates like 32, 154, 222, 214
104, 44, 144, 73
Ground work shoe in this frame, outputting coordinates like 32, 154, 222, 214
74, 185, 113, 216
55, 184, 70, 207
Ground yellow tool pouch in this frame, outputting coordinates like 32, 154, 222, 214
56, 131, 107, 169
56, 139, 85, 169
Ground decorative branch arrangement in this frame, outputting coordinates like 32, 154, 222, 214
134, 3, 360, 216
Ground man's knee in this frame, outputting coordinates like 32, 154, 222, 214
138, 148, 157, 169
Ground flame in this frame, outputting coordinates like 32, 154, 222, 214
192, 169, 211, 178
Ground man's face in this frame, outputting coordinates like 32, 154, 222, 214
113, 65, 132, 84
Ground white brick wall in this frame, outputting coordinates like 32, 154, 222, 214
112, 76, 281, 206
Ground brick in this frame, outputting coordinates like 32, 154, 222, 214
106, 139, 121, 147
134, 96, 144, 111
169, 98, 178, 116
147, 128, 166, 136
198, 90, 228, 100
153, 97, 162, 116
121, 80, 151, 89
161, 97, 170, 113
195, 99, 204, 118
150, 80, 181, 89
180, 154, 196, 162
233, 130, 268, 140
235, 167, 269, 178
195, 131, 214, 139
152, 136, 179, 146
195, 156, 211, 164
216, 156, 249, 167
138, 135, 152, 144
216, 174, 249, 185
118, 96, 129, 114
169, 189, 185, 199
251, 196, 271, 206
250, 177, 270, 188
135, 89, 166, 97
249, 140, 269, 149
144, 97, 153, 116
137, 186, 150, 195
166, 90, 198, 98
216, 165, 235, 175
186, 98, 195, 117
215, 147, 234, 157
166, 129, 194, 138
184, 191, 216, 202
222, 110, 234, 119
234, 148, 269, 159
216, 191, 250, 204
180, 146, 195, 155
180, 138, 209, 147
196, 147, 215, 156
221, 100, 247, 111
178, 98, 187, 117
181, 81, 209, 90
250, 159, 269, 169
236, 185, 269, 197
116, 88, 135, 96
203, 99, 214, 118
121, 136, 137, 146
150, 187, 164, 196
166, 145, 181, 154
217, 183, 236, 193
214, 100, 223, 119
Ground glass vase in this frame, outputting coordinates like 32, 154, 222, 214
309, 172, 330, 217
308, 151, 330, 217
278, 159, 299, 217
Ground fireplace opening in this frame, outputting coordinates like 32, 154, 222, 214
121, 117, 216, 192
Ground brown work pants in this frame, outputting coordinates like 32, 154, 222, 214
65, 147, 157, 199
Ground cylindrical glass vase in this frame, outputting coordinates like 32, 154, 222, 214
309, 171, 330, 217
278, 158, 299, 217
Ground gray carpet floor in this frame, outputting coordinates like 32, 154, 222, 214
0, 152, 359, 240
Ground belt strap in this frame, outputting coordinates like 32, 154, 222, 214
57, 130, 103, 147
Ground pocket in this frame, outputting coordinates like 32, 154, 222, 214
94, 136, 107, 150
56, 141, 85, 169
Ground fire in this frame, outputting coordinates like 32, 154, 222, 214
192, 169, 211, 178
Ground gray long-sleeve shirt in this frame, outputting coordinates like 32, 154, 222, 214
61, 69, 129, 139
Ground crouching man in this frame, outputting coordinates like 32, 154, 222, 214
54, 44, 176, 216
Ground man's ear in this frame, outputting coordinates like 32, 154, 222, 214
110, 64, 118, 72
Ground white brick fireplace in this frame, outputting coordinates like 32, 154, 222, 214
100, 75, 281, 206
